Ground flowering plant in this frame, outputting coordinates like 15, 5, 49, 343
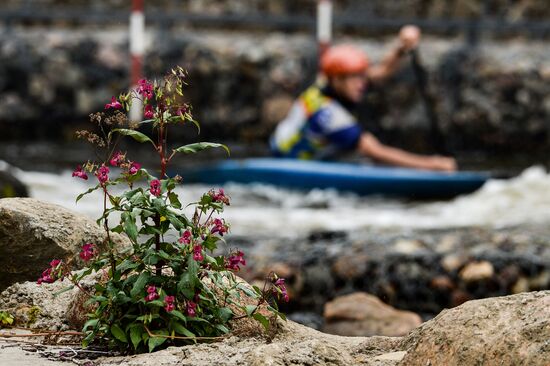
40, 67, 287, 353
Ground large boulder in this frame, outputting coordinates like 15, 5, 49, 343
323, 292, 423, 337
399, 290, 550, 366
0, 198, 128, 290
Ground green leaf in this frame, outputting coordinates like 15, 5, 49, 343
245, 305, 257, 316
110, 324, 128, 343
147, 330, 168, 352
112, 128, 155, 146
122, 211, 138, 242
237, 283, 257, 298
172, 322, 195, 338
76, 185, 100, 203
166, 213, 186, 231
168, 192, 182, 209
253, 313, 270, 331
129, 325, 144, 350
117, 259, 140, 273
52, 285, 74, 297
218, 307, 233, 322
170, 310, 187, 323
130, 272, 150, 298
173, 142, 230, 156
82, 318, 99, 331
177, 273, 195, 299
214, 324, 230, 334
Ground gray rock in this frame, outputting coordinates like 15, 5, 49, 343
0, 198, 129, 290
323, 292, 422, 337
400, 290, 550, 366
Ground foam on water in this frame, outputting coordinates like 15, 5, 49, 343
15, 166, 550, 238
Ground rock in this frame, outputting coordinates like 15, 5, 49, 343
459, 260, 495, 282
392, 239, 425, 255
288, 311, 324, 330
0, 276, 86, 330
0, 198, 129, 290
323, 292, 422, 337
400, 291, 550, 366
512, 276, 530, 294
332, 253, 369, 281
0, 161, 28, 198
430, 275, 455, 291
440, 253, 468, 273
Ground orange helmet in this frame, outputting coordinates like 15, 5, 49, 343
320, 45, 369, 77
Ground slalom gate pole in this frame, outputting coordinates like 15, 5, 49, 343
129, 0, 145, 122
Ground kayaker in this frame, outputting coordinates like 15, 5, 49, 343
270, 26, 457, 172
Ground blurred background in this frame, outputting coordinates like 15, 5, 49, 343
1, 0, 549, 336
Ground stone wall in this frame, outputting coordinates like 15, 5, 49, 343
4, 0, 550, 20
0, 25, 549, 158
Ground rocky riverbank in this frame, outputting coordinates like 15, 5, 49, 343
232, 223, 550, 328
1, 197, 548, 333
0, 197, 549, 364
1, 279, 548, 365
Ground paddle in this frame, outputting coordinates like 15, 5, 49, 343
409, 48, 450, 156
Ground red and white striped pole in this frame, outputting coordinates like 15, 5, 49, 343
129, 0, 145, 122
317, 0, 332, 63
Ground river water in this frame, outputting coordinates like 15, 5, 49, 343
13, 165, 550, 238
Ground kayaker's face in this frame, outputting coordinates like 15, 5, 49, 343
331, 73, 367, 103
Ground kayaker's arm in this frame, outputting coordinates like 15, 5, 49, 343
367, 25, 421, 84
357, 133, 457, 172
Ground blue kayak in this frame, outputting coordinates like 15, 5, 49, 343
182, 158, 490, 198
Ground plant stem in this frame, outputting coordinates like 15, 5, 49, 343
154, 120, 166, 276
103, 187, 116, 276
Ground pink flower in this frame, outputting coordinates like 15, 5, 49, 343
273, 278, 289, 302
37, 268, 53, 284
128, 162, 141, 175
144, 104, 154, 119
50, 259, 61, 268
37, 259, 63, 285
226, 250, 246, 271
178, 230, 192, 245
79, 243, 95, 262
110, 151, 125, 167
96, 165, 110, 184
176, 105, 188, 116
105, 96, 122, 110
72, 165, 88, 180
164, 295, 175, 312
150, 179, 161, 197
186, 301, 197, 317
209, 189, 230, 205
211, 218, 228, 236
138, 79, 154, 100
193, 245, 203, 262
145, 285, 159, 302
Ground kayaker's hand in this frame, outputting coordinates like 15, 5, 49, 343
399, 25, 421, 52
429, 156, 457, 172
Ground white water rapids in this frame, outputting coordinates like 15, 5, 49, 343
14, 166, 550, 238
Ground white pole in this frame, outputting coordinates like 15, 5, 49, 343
129, 0, 145, 122
317, 0, 332, 60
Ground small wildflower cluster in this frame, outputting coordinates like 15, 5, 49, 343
39, 67, 287, 354
37, 259, 64, 284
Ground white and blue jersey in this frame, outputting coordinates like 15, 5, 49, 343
270, 85, 362, 159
